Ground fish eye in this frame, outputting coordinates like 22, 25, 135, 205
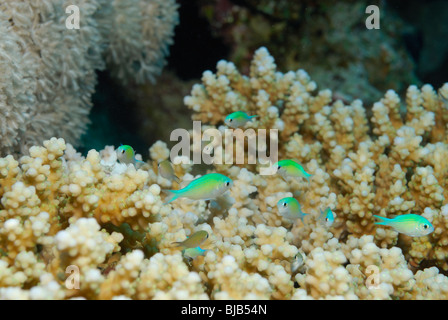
225, 181, 230, 187
325, 218, 329, 222
229, 118, 233, 122
423, 224, 428, 229
121, 149, 125, 154
278, 165, 281, 169
283, 202, 287, 207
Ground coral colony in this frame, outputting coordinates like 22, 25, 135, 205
0, 0, 448, 300
0, 0, 178, 157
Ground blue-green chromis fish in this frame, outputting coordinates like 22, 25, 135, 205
276, 159, 312, 182
158, 160, 180, 183
116, 145, 145, 165
373, 214, 434, 237
172, 230, 209, 249
163, 173, 233, 204
319, 207, 335, 227
183, 246, 208, 262
225, 111, 258, 128
277, 197, 308, 223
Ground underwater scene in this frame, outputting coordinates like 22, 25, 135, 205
0, 0, 448, 301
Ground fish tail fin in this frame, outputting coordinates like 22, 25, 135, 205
163, 189, 180, 204
249, 115, 259, 120
304, 172, 313, 183
171, 241, 183, 247
134, 158, 146, 167
319, 208, 324, 219
373, 215, 390, 226
299, 208, 309, 223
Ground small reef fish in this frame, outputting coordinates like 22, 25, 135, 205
224, 111, 258, 128
172, 230, 209, 249
277, 197, 308, 223
158, 159, 180, 183
291, 252, 305, 275
319, 207, 335, 227
373, 214, 434, 237
276, 159, 312, 182
116, 145, 145, 165
163, 173, 233, 204
183, 246, 208, 265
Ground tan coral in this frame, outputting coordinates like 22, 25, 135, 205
98, 249, 144, 299
136, 253, 208, 299
53, 217, 122, 271
405, 267, 448, 299
1, 46, 448, 299
295, 246, 358, 299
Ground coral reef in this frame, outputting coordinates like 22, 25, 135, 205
98, 0, 179, 84
0, 0, 178, 157
198, 0, 418, 104
0, 47, 448, 300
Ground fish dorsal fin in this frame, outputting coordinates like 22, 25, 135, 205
319, 207, 325, 218
290, 159, 306, 169
179, 179, 193, 189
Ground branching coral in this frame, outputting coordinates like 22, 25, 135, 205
198, 0, 418, 104
182, 47, 448, 279
0, 47, 448, 299
184, 47, 448, 253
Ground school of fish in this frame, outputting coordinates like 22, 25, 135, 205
117, 110, 435, 263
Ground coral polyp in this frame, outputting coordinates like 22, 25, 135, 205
0, 45, 448, 299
